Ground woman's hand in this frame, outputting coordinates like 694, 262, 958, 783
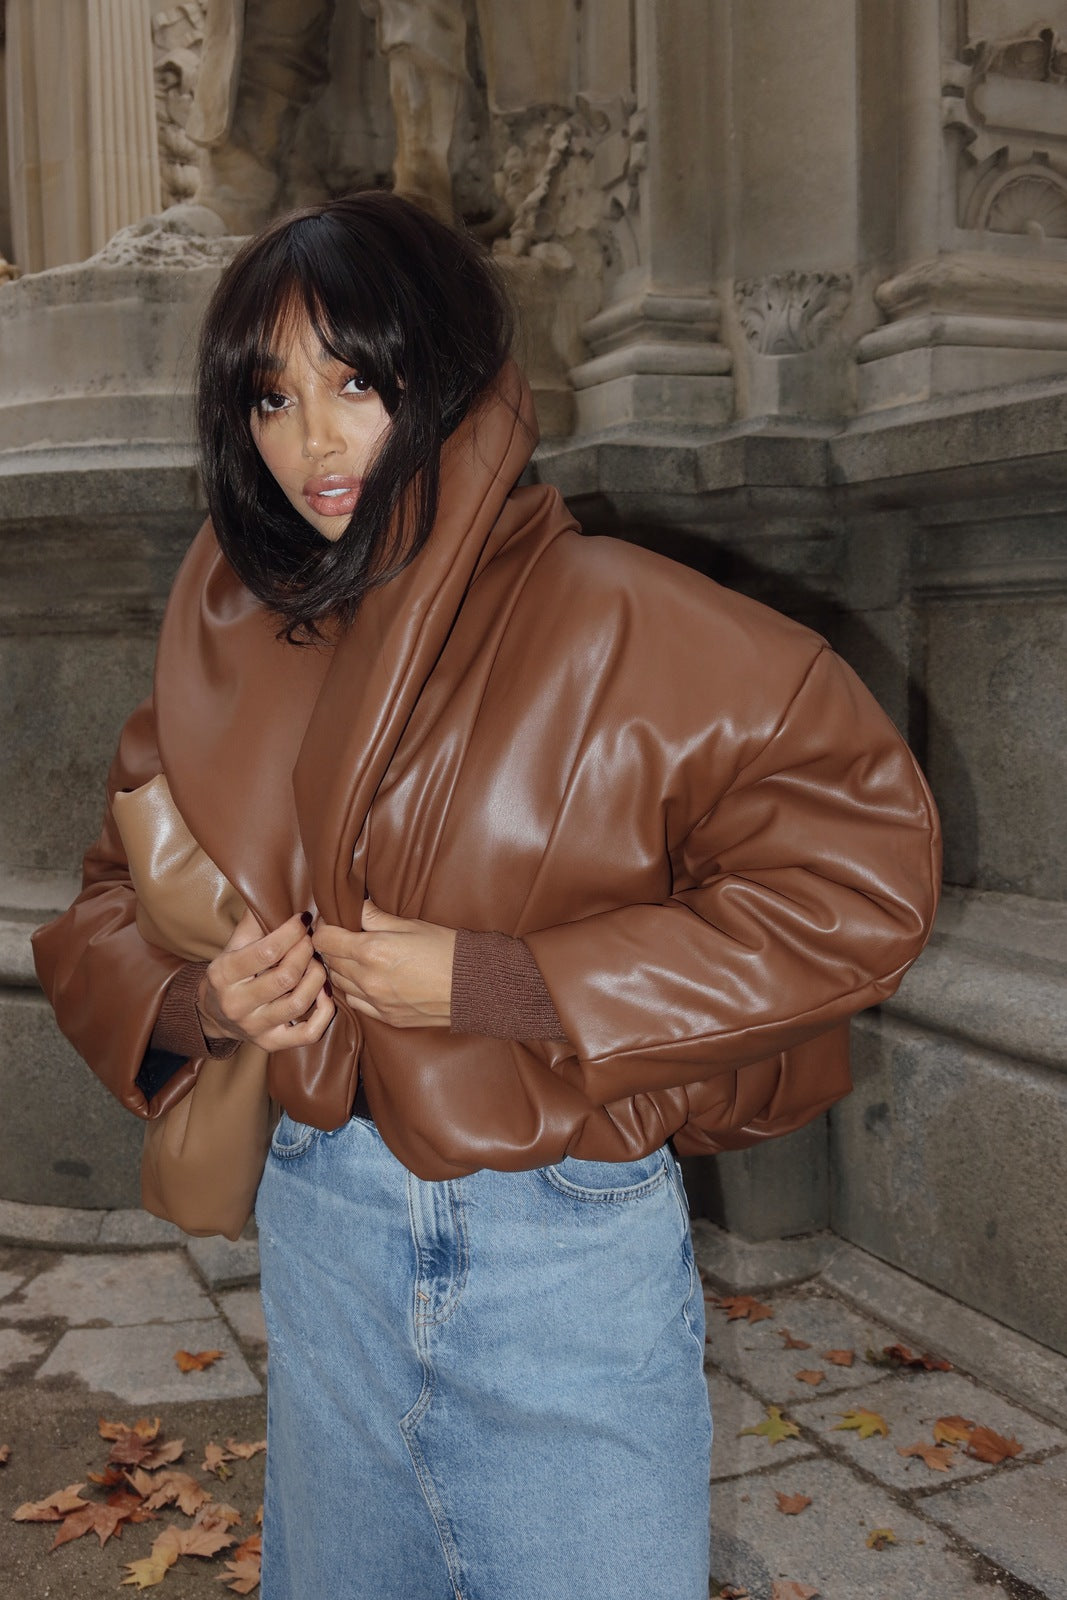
196, 909, 335, 1052
312, 901, 455, 1029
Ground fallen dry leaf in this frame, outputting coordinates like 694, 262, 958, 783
50, 1501, 130, 1551
965, 1426, 1022, 1464
106, 1489, 158, 1526
739, 1405, 801, 1444
88, 1465, 128, 1488
834, 1408, 889, 1440
778, 1329, 811, 1350
12, 1484, 89, 1522
0, 1445, 10, 1465
718, 1587, 750, 1599
121, 1526, 182, 1588
795, 1369, 825, 1386
100, 1418, 161, 1444
822, 1348, 854, 1367
898, 1439, 957, 1471
224, 1438, 266, 1460
202, 1443, 235, 1480
174, 1521, 236, 1559
199, 1504, 243, 1532
218, 1552, 262, 1593
714, 1294, 774, 1323
110, 1433, 185, 1471
775, 1491, 813, 1515
771, 1583, 820, 1600
142, 1470, 213, 1517
174, 1349, 224, 1373
934, 1414, 976, 1446
881, 1343, 952, 1371
866, 1527, 897, 1550
230, 1533, 262, 1562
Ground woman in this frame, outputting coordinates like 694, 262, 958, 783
33, 192, 940, 1600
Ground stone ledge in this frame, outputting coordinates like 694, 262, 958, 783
884, 887, 1067, 1070
0, 1197, 183, 1251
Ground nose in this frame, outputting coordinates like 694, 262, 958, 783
301, 398, 345, 461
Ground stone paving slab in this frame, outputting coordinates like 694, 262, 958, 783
0, 1266, 28, 1300
219, 1286, 268, 1350
186, 1232, 260, 1290
0, 1326, 49, 1376
789, 1369, 1067, 1492
2, 1250, 214, 1327
36, 1317, 262, 1404
925, 1455, 1067, 1600
710, 1454, 1011, 1600
707, 1370, 818, 1482
706, 1284, 905, 1403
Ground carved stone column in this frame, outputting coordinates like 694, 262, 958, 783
568, 0, 733, 431
857, 0, 1067, 409
6, 0, 160, 272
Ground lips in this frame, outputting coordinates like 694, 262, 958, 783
302, 475, 365, 518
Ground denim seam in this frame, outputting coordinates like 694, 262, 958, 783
666, 1162, 708, 1360
539, 1150, 671, 1203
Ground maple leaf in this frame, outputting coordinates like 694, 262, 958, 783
175, 1349, 225, 1373
12, 1484, 88, 1522
175, 1521, 237, 1559
50, 1502, 129, 1550
0, 1444, 10, 1465
100, 1417, 161, 1443
122, 1526, 182, 1588
230, 1533, 263, 1562
795, 1369, 825, 1386
199, 1504, 244, 1532
203, 1443, 235, 1480
110, 1432, 185, 1470
933, 1414, 976, 1446
778, 1329, 811, 1350
898, 1439, 957, 1471
771, 1583, 820, 1600
879, 1343, 952, 1371
739, 1405, 801, 1444
143, 1470, 213, 1516
834, 1408, 889, 1439
715, 1295, 774, 1323
218, 1552, 262, 1593
224, 1437, 266, 1460
822, 1348, 854, 1367
866, 1527, 897, 1550
965, 1426, 1022, 1464
718, 1587, 750, 1599
107, 1489, 159, 1525
88, 1465, 127, 1488
776, 1491, 813, 1515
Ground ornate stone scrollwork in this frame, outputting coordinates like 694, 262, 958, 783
944, 17, 1067, 234
152, 3, 209, 209
734, 272, 851, 355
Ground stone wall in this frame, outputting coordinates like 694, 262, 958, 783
1, 0, 1064, 1356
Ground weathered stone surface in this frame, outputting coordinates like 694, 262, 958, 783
186, 1233, 261, 1292
3, 1250, 213, 1327
706, 1370, 818, 1482
927, 1456, 1067, 1600
219, 1287, 268, 1349
0, 993, 142, 1209
706, 1285, 902, 1404
37, 1317, 261, 1403
710, 1454, 1005, 1600
691, 1218, 838, 1294
792, 1370, 1066, 1491
832, 1013, 1067, 1358
0, 1328, 48, 1376
687, 1116, 829, 1243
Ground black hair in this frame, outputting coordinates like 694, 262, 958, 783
195, 189, 513, 640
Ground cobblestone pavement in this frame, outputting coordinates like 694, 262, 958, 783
0, 1199, 1064, 1599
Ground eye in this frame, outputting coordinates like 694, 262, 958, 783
255, 391, 289, 415
342, 374, 374, 395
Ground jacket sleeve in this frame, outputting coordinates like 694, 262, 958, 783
524, 645, 941, 1106
31, 698, 201, 1119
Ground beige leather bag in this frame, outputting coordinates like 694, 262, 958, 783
112, 774, 274, 1241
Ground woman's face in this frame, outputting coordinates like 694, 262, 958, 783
250, 316, 392, 541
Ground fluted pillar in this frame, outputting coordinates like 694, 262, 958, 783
6, 0, 159, 273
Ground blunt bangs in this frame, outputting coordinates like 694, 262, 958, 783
195, 191, 513, 641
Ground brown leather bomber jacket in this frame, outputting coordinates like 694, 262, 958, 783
33, 366, 941, 1180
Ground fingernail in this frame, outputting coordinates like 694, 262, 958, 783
324, 979, 333, 999
301, 911, 313, 927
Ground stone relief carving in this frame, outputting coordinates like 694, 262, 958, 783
152, 3, 208, 209
944, 17, 1067, 234
735, 272, 852, 355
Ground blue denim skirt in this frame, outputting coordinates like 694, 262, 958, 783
256, 1112, 712, 1600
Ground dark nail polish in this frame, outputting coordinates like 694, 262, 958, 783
324, 979, 333, 999
301, 911, 313, 927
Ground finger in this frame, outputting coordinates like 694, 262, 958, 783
262, 987, 336, 1051
343, 992, 388, 1023
223, 907, 266, 953
220, 915, 311, 984
361, 899, 409, 931
252, 949, 328, 1029
312, 923, 369, 961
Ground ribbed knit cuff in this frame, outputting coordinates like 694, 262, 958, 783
449, 930, 566, 1040
151, 961, 241, 1061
